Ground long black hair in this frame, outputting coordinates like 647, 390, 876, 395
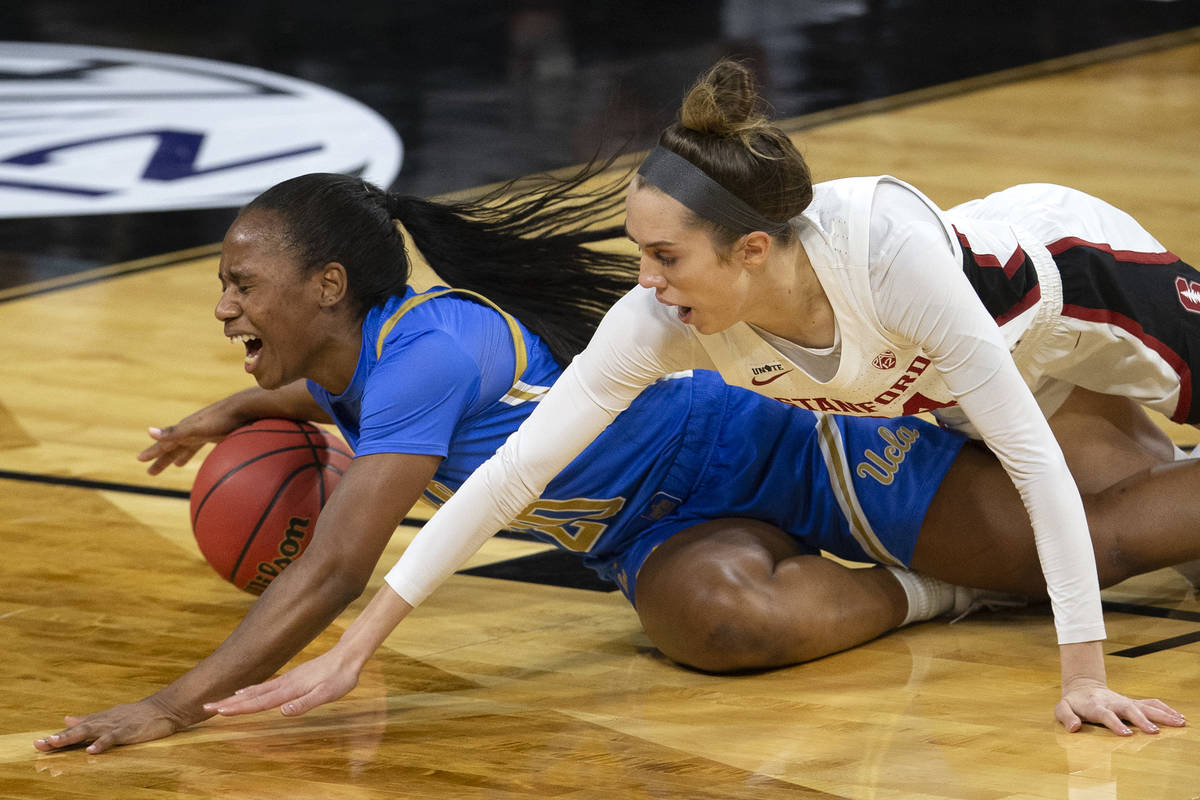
241, 162, 637, 366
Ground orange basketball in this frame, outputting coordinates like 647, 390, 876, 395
190, 418, 354, 594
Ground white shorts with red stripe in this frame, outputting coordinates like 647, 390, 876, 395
949, 183, 1200, 425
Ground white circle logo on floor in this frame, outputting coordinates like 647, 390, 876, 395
0, 42, 403, 218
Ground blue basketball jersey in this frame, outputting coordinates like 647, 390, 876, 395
307, 286, 561, 489
309, 287, 965, 607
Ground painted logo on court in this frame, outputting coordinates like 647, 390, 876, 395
0, 42, 403, 218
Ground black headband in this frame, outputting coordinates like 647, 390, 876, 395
636, 146, 791, 236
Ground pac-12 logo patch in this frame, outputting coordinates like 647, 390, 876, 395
871, 350, 897, 370
0, 42, 403, 218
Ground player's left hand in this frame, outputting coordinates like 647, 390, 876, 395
1055, 678, 1185, 735
33, 697, 195, 754
203, 649, 359, 718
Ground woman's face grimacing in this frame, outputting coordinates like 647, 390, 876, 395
214, 210, 331, 390
625, 182, 754, 335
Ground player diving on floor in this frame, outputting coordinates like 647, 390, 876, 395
35, 150, 1199, 753
197, 57, 1200, 737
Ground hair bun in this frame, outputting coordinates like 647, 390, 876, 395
656, 58, 813, 234
679, 59, 764, 137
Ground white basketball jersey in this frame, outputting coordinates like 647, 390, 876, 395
693, 176, 960, 418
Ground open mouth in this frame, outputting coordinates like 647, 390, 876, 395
228, 333, 264, 371
652, 292, 693, 324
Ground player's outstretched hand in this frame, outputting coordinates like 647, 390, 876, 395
137, 405, 244, 474
203, 649, 360, 718
1056, 678, 1185, 736
33, 698, 193, 754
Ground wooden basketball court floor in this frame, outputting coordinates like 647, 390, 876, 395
2, 30, 1199, 800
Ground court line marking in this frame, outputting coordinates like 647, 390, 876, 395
5, 465, 1197, 600
1110, 630, 1200, 658
0, 468, 191, 499
1103, 599, 1200, 624
1102, 599, 1200, 657
0, 467, 537, 542
0, 243, 221, 304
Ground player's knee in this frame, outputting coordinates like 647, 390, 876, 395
635, 519, 815, 672
642, 572, 791, 674
688, 593, 786, 673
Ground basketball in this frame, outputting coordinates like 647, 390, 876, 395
190, 418, 354, 594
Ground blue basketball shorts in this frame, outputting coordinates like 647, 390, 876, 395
588, 377, 966, 606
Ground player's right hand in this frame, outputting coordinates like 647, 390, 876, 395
33, 697, 195, 754
204, 647, 361, 719
137, 405, 244, 474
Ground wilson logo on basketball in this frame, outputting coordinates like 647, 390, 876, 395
871, 351, 897, 370
189, 417, 353, 594
245, 516, 312, 595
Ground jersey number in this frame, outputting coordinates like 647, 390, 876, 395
424, 480, 624, 552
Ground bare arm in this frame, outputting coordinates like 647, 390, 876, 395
34, 449, 440, 754
204, 581, 413, 719
201, 289, 702, 721
137, 381, 333, 475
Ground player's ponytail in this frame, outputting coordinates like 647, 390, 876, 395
241, 165, 637, 367
384, 162, 636, 365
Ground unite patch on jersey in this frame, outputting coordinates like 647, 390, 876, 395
0, 41, 402, 218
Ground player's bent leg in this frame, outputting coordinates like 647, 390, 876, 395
1081, 458, 1200, 584
914, 397, 1200, 593
1049, 387, 1200, 587
633, 518, 906, 673
1040, 388, 1200, 585
1047, 387, 1176, 493
909, 441, 1049, 594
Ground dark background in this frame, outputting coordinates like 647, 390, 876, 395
2, 0, 1198, 287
